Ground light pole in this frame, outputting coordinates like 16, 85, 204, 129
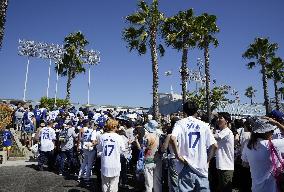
18, 40, 38, 101
18, 39, 100, 105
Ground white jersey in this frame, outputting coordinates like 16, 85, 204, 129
216, 127, 234, 170
28, 111, 34, 121
172, 116, 217, 177
98, 133, 125, 177
39, 127, 56, 151
48, 110, 59, 121
81, 127, 96, 150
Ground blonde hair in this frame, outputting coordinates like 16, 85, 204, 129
105, 119, 119, 131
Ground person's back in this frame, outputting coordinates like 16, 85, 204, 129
170, 101, 217, 192
40, 126, 56, 152
99, 132, 125, 176
173, 116, 215, 177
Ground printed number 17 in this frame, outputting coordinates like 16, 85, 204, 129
188, 132, 200, 148
104, 145, 114, 156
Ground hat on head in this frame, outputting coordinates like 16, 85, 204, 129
144, 120, 159, 133
251, 117, 276, 133
269, 110, 284, 122
67, 121, 73, 126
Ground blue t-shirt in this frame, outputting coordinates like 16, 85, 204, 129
34, 109, 41, 121
3, 130, 12, 147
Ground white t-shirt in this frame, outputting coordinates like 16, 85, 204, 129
125, 127, 135, 143
172, 116, 217, 177
40, 127, 56, 151
98, 133, 125, 177
242, 139, 284, 192
216, 127, 234, 170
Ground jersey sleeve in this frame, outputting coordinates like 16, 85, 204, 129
272, 139, 284, 153
91, 130, 97, 141
206, 126, 217, 148
172, 121, 182, 138
119, 135, 126, 153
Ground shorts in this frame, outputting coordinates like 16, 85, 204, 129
3, 146, 12, 151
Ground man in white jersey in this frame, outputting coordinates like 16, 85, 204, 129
77, 120, 97, 182
215, 112, 234, 192
98, 119, 125, 192
170, 101, 218, 191
37, 121, 56, 171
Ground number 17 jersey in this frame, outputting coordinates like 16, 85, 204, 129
172, 116, 216, 177
98, 133, 125, 177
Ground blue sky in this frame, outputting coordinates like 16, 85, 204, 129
0, 0, 284, 107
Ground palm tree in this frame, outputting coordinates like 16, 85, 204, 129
162, 9, 197, 105
195, 13, 219, 121
267, 57, 284, 110
279, 87, 284, 101
242, 38, 278, 115
0, 0, 9, 50
56, 31, 89, 101
122, 0, 165, 122
245, 86, 257, 105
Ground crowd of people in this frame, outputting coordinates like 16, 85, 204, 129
2, 100, 284, 192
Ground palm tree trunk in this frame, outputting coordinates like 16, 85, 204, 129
150, 27, 160, 123
274, 78, 280, 110
204, 44, 211, 122
250, 97, 253, 105
261, 62, 270, 115
181, 47, 188, 104
0, 0, 9, 50
66, 69, 72, 101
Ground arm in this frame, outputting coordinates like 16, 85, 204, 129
207, 143, 218, 164
263, 117, 284, 131
170, 135, 186, 164
161, 134, 171, 153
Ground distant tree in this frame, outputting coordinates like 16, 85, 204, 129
267, 57, 284, 110
245, 86, 257, 105
56, 31, 89, 101
195, 13, 219, 121
0, 0, 9, 50
242, 37, 278, 115
187, 85, 228, 112
122, 0, 165, 122
162, 9, 197, 104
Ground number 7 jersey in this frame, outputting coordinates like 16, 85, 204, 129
98, 132, 126, 177
172, 116, 216, 177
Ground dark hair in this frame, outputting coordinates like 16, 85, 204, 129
218, 112, 232, 123
183, 101, 198, 116
247, 131, 273, 150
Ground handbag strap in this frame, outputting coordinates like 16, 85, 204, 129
269, 139, 284, 170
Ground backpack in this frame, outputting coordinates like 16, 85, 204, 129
59, 129, 69, 143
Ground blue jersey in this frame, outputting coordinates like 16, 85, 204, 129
3, 130, 12, 147
34, 109, 41, 121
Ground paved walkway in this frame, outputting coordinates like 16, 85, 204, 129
0, 161, 137, 192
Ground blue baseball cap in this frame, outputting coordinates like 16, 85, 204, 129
269, 110, 284, 122
144, 120, 159, 133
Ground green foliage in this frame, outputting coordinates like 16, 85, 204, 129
122, 0, 165, 56
162, 9, 197, 50
245, 86, 257, 99
40, 97, 70, 110
187, 86, 229, 111
267, 57, 284, 82
242, 37, 278, 67
55, 31, 89, 100
0, 103, 13, 130
195, 13, 219, 49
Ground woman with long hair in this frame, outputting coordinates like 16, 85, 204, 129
242, 117, 284, 192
